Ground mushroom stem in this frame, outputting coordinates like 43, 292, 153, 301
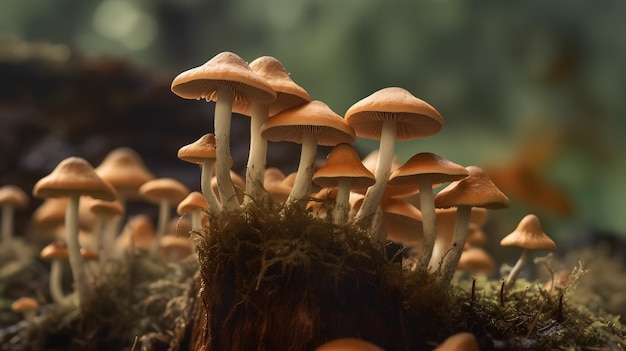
1, 203, 14, 241
150, 199, 170, 257
190, 210, 203, 231
65, 195, 93, 311
214, 87, 239, 211
417, 176, 436, 270
506, 248, 531, 288
49, 259, 66, 305
354, 120, 397, 230
438, 205, 471, 287
200, 158, 222, 213
286, 133, 318, 206
332, 178, 351, 225
245, 103, 270, 205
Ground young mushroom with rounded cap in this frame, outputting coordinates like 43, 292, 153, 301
434, 166, 509, 287
261, 100, 355, 207
138, 178, 189, 258
500, 213, 557, 287
33, 156, 116, 311
312, 143, 375, 226
177, 133, 222, 213
345, 87, 443, 231
171, 51, 276, 211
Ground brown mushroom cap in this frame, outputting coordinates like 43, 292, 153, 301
433, 332, 480, 351
33, 157, 116, 201
434, 166, 509, 210
389, 152, 469, 186
0, 185, 29, 209
177, 133, 218, 165
261, 100, 355, 146
11, 297, 39, 313
95, 147, 155, 199
345, 87, 443, 141
177, 191, 208, 216
314, 337, 384, 351
312, 143, 375, 190
87, 198, 124, 217
171, 51, 276, 105
381, 197, 423, 243
500, 214, 557, 250
232, 56, 311, 116
457, 246, 496, 274
40, 241, 69, 260
139, 178, 189, 205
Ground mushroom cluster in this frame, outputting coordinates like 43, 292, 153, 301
5, 50, 622, 351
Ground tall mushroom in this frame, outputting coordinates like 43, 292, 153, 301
500, 214, 557, 287
40, 241, 69, 305
388, 152, 468, 270
33, 157, 116, 311
0, 185, 29, 242
171, 51, 276, 211
177, 133, 222, 213
434, 166, 509, 287
312, 143, 375, 225
232, 56, 311, 204
86, 198, 124, 264
260, 100, 355, 207
345, 87, 443, 230
138, 178, 189, 258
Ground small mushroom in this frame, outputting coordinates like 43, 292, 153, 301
177, 133, 222, 213
0, 185, 29, 242
177, 191, 209, 231
138, 178, 189, 258
33, 156, 116, 311
312, 143, 375, 225
500, 214, 557, 287
388, 152, 468, 270
434, 166, 509, 287
11, 297, 39, 323
40, 241, 69, 305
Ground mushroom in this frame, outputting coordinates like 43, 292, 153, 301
312, 143, 375, 225
500, 214, 557, 287
433, 332, 480, 351
388, 152, 468, 270
86, 198, 124, 264
380, 196, 423, 246
138, 178, 189, 258
314, 337, 384, 351
434, 166, 509, 287
232, 56, 311, 204
345, 87, 443, 230
0, 185, 29, 242
40, 241, 69, 305
260, 100, 355, 207
171, 51, 276, 211
94, 147, 155, 205
177, 191, 208, 231
11, 297, 39, 323
115, 214, 155, 257
177, 133, 222, 213
457, 246, 496, 277
33, 156, 116, 311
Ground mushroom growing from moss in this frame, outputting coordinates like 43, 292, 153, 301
33, 157, 116, 311
177, 133, 222, 214
345, 87, 443, 230
40, 241, 69, 305
388, 152, 468, 271
312, 143, 375, 225
500, 214, 557, 287
434, 166, 509, 287
171, 51, 276, 211
261, 100, 355, 207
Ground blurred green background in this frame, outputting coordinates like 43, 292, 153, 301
2, 0, 625, 243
